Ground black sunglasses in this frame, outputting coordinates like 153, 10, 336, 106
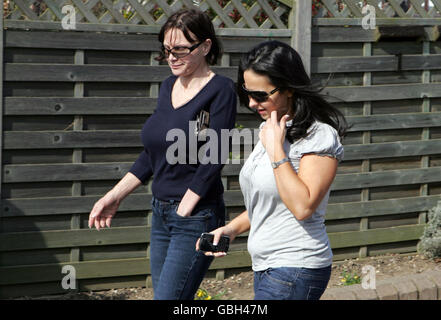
161, 42, 203, 59
241, 84, 280, 103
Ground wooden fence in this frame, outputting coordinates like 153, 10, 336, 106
1, 0, 441, 298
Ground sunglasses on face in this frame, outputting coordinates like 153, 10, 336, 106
161, 41, 203, 59
241, 83, 280, 103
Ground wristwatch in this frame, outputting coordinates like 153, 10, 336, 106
271, 157, 290, 169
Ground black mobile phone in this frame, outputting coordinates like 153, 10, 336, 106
198, 232, 230, 253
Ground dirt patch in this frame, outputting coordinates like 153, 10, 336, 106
15, 253, 441, 300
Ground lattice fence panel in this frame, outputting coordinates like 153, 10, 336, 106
313, 0, 441, 18
3, 0, 290, 29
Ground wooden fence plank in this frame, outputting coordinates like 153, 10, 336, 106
324, 83, 441, 102
0, 190, 244, 218
5, 30, 158, 51
3, 130, 142, 149
4, 30, 285, 53
331, 167, 441, 191
4, 163, 441, 190
312, 54, 441, 73
3, 97, 158, 115
0, 226, 150, 252
2, 192, 439, 222
0, 250, 254, 286
328, 224, 425, 249
3, 163, 131, 183
326, 195, 441, 220
224, 165, 441, 190
4, 64, 238, 82
401, 54, 441, 70
0, 257, 150, 285
342, 139, 441, 161
1, 194, 151, 217
346, 112, 441, 132
312, 55, 397, 73
7, 54, 440, 80
312, 26, 381, 42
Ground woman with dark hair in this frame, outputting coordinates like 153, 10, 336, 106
88, 8, 236, 300
198, 40, 348, 300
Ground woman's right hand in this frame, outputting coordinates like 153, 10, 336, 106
88, 192, 120, 230
195, 225, 236, 258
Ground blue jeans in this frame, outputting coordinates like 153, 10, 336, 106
150, 197, 225, 300
254, 265, 332, 300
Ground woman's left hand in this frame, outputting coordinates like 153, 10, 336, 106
175, 188, 201, 217
259, 111, 289, 161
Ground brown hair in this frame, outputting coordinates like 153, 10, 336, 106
156, 8, 222, 65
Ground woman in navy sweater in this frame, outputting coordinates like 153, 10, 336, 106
88, 8, 236, 300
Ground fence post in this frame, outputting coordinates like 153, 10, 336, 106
0, 0, 4, 227
70, 48, 85, 293
291, 0, 312, 76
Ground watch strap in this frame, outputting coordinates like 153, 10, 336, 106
271, 157, 289, 169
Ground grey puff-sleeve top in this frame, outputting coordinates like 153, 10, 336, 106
239, 120, 343, 271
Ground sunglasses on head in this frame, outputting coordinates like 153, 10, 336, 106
241, 83, 280, 103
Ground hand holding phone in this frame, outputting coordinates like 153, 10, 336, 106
198, 232, 230, 253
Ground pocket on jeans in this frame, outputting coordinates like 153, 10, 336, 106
258, 269, 294, 299
306, 285, 327, 300
172, 205, 214, 220
265, 268, 295, 287
300, 264, 331, 278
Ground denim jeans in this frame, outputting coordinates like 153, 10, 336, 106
150, 197, 225, 300
253, 265, 332, 300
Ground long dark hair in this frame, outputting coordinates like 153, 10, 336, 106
156, 8, 222, 65
237, 40, 348, 143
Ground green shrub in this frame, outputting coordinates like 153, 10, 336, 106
418, 200, 441, 259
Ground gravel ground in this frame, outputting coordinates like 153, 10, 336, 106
14, 252, 441, 300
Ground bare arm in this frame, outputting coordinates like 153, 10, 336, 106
111, 172, 143, 202
223, 210, 251, 240
260, 111, 338, 221
196, 210, 250, 257
272, 154, 338, 221
88, 172, 142, 229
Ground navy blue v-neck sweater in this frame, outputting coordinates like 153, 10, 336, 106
129, 74, 237, 204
